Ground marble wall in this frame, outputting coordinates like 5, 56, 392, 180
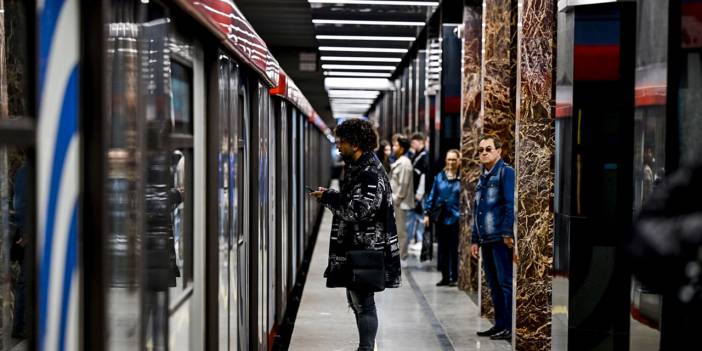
478, 0, 517, 318
514, 0, 556, 349
458, 5, 482, 299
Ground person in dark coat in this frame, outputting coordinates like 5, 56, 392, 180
628, 160, 702, 350
311, 119, 401, 351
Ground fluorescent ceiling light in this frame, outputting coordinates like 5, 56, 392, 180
325, 77, 393, 90
322, 64, 396, 71
324, 71, 392, 78
309, 0, 438, 6
330, 98, 377, 103
328, 91, 380, 98
313, 19, 425, 26
321, 56, 402, 63
316, 35, 416, 41
333, 105, 370, 110
320, 46, 407, 53
329, 92, 379, 98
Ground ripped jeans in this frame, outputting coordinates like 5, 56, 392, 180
346, 289, 377, 351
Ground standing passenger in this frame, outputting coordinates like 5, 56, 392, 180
390, 135, 414, 266
423, 150, 461, 286
310, 119, 401, 351
376, 139, 392, 173
408, 133, 428, 251
471, 135, 515, 341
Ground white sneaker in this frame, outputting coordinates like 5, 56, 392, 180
411, 242, 422, 251
400, 259, 408, 268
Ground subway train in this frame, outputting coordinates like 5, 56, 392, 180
0, 1, 333, 350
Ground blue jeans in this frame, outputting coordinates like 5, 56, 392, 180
346, 289, 377, 351
406, 210, 424, 245
481, 241, 513, 332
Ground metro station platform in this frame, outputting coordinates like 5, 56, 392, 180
290, 196, 511, 351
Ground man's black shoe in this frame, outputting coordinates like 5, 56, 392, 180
490, 330, 511, 340
476, 326, 501, 337
436, 280, 449, 286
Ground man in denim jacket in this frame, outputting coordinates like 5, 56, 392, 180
470, 135, 515, 341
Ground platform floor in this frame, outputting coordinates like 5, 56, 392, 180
290, 198, 511, 351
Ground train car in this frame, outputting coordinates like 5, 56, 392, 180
0, 1, 333, 350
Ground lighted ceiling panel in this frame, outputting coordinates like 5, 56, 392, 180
309, 0, 436, 117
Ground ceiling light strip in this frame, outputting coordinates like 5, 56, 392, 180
322, 64, 396, 71
320, 56, 402, 63
324, 71, 392, 77
312, 19, 425, 26
316, 35, 416, 41
320, 46, 408, 53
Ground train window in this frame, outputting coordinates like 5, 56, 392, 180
171, 61, 193, 134
1, 1, 34, 349
170, 148, 193, 297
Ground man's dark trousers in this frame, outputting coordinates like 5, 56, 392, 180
482, 241, 512, 332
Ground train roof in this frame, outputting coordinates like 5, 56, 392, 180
173, 0, 333, 139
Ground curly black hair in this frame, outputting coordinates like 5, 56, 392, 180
334, 118, 379, 152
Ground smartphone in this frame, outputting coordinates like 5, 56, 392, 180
304, 186, 316, 193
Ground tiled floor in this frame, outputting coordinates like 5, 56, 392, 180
289, 200, 511, 351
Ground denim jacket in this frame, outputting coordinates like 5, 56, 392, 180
424, 171, 461, 225
471, 159, 515, 245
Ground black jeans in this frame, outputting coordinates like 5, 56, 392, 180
346, 289, 377, 351
437, 221, 459, 282
12, 261, 26, 337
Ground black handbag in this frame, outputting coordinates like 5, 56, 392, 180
429, 201, 446, 222
346, 249, 386, 292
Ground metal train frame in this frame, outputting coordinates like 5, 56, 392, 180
0, 0, 333, 350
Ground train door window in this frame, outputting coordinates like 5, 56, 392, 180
1, 1, 35, 350
169, 58, 195, 298
165, 31, 200, 351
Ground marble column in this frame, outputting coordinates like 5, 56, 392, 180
514, 0, 556, 349
479, 0, 517, 318
458, 4, 482, 300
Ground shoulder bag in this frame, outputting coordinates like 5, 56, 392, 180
346, 249, 386, 292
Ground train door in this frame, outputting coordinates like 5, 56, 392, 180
210, 53, 241, 350
236, 73, 251, 351
165, 28, 206, 351
253, 83, 271, 351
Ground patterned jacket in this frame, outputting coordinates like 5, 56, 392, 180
321, 152, 402, 289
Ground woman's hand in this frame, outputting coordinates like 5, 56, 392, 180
423, 216, 429, 227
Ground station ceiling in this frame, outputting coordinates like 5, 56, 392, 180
236, 0, 438, 125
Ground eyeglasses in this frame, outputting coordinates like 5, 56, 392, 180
478, 147, 494, 153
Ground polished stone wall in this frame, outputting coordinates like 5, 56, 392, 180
458, 5, 482, 300
514, 0, 556, 349
479, 0, 517, 318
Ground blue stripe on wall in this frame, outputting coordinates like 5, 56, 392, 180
58, 204, 78, 351
39, 66, 79, 348
38, 0, 66, 94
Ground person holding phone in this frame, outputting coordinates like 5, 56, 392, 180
309, 119, 400, 351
